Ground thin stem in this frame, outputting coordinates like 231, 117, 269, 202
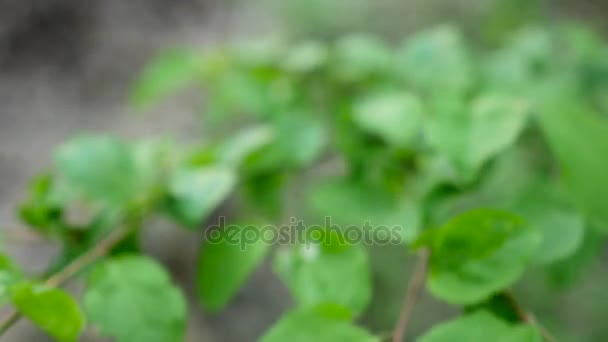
0, 223, 134, 336
392, 248, 430, 342
505, 291, 557, 342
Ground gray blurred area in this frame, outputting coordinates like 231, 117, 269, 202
0, 0, 606, 341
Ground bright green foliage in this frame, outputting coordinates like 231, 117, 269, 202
512, 183, 585, 265
167, 166, 236, 227
54, 135, 139, 207
3, 19, 608, 342
130, 50, 203, 107
537, 96, 608, 231
309, 179, 420, 243
11, 283, 85, 342
197, 225, 271, 312
274, 242, 371, 317
419, 209, 540, 305
417, 310, 540, 342
261, 306, 379, 342
398, 25, 473, 94
352, 91, 424, 148
428, 94, 529, 179
84, 256, 187, 342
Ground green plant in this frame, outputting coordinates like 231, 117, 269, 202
1, 22, 608, 341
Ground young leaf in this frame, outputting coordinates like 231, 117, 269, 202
274, 242, 371, 317
261, 306, 378, 342
512, 183, 585, 265
282, 40, 328, 73
309, 179, 420, 243
167, 166, 236, 228
54, 135, 138, 207
131, 49, 202, 108
398, 25, 473, 94
333, 34, 393, 81
11, 283, 85, 342
84, 255, 187, 342
417, 310, 540, 342
352, 91, 424, 148
421, 209, 540, 305
428, 94, 529, 179
537, 96, 608, 231
196, 224, 271, 312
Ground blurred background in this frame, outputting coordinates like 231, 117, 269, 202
0, 0, 607, 341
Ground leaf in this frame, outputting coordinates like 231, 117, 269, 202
131, 50, 202, 107
427, 94, 529, 179
398, 25, 473, 94
54, 135, 138, 207
421, 209, 540, 305
12, 283, 85, 342
167, 166, 237, 227
197, 224, 271, 312
512, 183, 585, 265
216, 125, 275, 167
417, 310, 540, 342
537, 95, 608, 231
19, 173, 63, 232
352, 91, 424, 148
274, 242, 371, 316
282, 40, 328, 73
84, 255, 187, 342
309, 179, 420, 243
261, 306, 379, 342
247, 112, 327, 171
333, 34, 393, 81
0, 254, 21, 305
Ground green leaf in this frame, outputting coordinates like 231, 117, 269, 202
282, 40, 328, 73
537, 95, 608, 231
167, 166, 237, 227
309, 179, 420, 243
54, 135, 138, 207
19, 173, 63, 232
428, 94, 529, 179
274, 242, 371, 316
12, 283, 85, 342
131, 50, 202, 107
0, 254, 21, 305
421, 209, 540, 305
417, 310, 540, 342
352, 91, 424, 148
247, 112, 327, 171
512, 183, 585, 265
398, 25, 473, 94
217, 125, 275, 167
333, 34, 393, 81
261, 306, 379, 342
197, 224, 271, 312
84, 255, 187, 342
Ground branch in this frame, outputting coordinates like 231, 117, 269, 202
392, 248, 430, 342
505, 291, 557, 342
0, 223, 134, 336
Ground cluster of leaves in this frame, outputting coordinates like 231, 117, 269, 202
2, 22, 608, 341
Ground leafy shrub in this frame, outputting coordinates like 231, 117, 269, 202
2, 22, 608, 341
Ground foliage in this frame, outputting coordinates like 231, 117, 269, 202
2, 21, 608, 341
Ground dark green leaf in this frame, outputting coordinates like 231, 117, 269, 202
422, 209, 540, 305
